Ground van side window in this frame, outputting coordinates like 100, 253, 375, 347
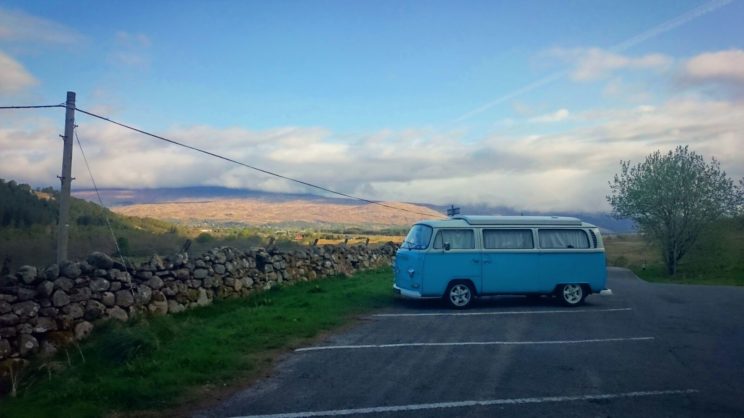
483, 229, 534, 249
433, 229, 475, 249
538, 229, 590, 249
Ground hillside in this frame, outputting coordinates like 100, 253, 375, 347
112, 199, 445, 228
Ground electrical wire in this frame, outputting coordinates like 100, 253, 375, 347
73, 128, 131, 272
73, 106, 438, 218
0, 104, 65, 110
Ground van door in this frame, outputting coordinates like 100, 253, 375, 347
422, 228, 482, 296
481, 228, 539, 294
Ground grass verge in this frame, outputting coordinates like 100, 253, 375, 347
630, 264, 744, 286
0, 268, 394, 418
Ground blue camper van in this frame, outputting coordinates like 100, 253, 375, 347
393, 215, 609, 308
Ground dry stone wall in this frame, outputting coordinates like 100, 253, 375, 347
0, 243, 397, 362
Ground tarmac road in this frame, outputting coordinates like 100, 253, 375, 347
195, 267, 744, 417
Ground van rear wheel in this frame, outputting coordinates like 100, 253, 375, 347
445, 282, 474, 309
559, 284, 585, 306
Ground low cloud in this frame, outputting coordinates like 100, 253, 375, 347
0, 7, 83, 45
683, 49, 744, 85
0, 50, 37, 94
1, 97, 742, 213
109, 31, 152, 68
529, 108, 570, 123
548, 48, 672, 81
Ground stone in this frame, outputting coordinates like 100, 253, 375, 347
69, 286, 92, 302
87, 252, 114, 269
147, 276, 164, 290
62, 303, 84, 319
74, 321, 94, 340
43, 264, 60, 280
193, 268, 208, 279
135, 270, 153, 280
0, 313, 20, 327
17, 322, 32, 334
167, 300, 185, 314
36, 280, 55, 298
39, 307, 59, 317
84, 300, 106, 321
148, 299, 168, 315
196, 288, 210, 306
33, 316, 58, 333
89, 278, 110, 292
60, 261, 81, 279
0, 274, 16, 287
19, 334, 39, 357
136, 285, 153, 304
12, 301, 40, 318
52, 290, 71, 307
149, 254, 165, 271
16, 287, 37, 301
175, 268, 190, 280
110, 281, 122, 291
94, 268, 109, 278
242, 277, 254, 288
54, 277, 75, 292
101, 291, 116, 307
0, 301, 10, 314
214, 264, 226, 274
115, 290, 134, 307
107, 306, 128, 321
0, 338, 11, 358
17, 265, 38, 284
151, 290, 166, 302
0, 326, 15, 338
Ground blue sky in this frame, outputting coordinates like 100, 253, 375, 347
1, 0, 743, 211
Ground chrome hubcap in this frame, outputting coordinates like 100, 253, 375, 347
563, 284, 583, 304
449, 284, 471, 307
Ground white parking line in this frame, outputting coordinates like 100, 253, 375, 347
295, 336, 654, 352
373, 307, 632, 317
229, 389, 698, 418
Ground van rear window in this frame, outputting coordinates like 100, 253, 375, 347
433, 229, 475, 249
538, 229, 590, 249
483, 229, 534, 249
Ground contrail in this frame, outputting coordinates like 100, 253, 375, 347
454, 0, 732, 123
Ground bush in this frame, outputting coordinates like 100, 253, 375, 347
195, 232, 214, 244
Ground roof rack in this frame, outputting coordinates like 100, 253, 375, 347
452, 215, 583, 226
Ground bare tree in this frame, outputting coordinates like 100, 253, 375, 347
607, 146, 743, 275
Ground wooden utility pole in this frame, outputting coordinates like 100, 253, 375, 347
57, 91, 76, 264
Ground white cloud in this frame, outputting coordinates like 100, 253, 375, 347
0, 7, 83, 45
0, 50, 37, 94
683, 49, 744, 84
529, 108, 570, 123
109, 31, 152, 68
1, 97, 742, 212
549, 48, 672, 81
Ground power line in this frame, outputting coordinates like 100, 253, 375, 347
0, 104, 64, 110
73, 106, 437, 218
73, 128, 130, 269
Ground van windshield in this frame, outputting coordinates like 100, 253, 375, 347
402, 224, 433, 250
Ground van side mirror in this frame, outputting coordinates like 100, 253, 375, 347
444, 242, 451, 251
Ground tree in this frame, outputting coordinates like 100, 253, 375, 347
607, 146, 743, 275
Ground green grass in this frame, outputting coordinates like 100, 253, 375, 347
0, 268, 394, 418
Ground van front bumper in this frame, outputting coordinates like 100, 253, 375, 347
393, 284, 423, 299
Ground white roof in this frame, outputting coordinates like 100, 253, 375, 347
417, 215, 595, 228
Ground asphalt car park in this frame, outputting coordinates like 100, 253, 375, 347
196, 268, 744, 417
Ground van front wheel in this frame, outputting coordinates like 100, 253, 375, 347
445, 282, 474, 309
559, 284, 585, 306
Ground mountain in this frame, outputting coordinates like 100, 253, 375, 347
73, 186, 635, 233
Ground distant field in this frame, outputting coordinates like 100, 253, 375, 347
604, 218, 744, 286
